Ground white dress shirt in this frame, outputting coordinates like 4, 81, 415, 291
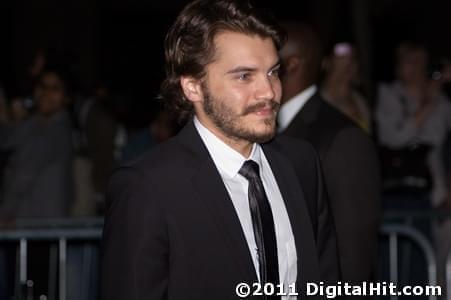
278, 85, 317, 132
194, 117, 297, 298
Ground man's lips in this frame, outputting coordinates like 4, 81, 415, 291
244, 101, 280, 116
253, 107, 275, 116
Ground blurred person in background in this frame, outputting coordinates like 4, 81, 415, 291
71, 80, 120, 216
278, 22, 380, 285
0, 68, 74, 220
60, 80, 118, 300
321, 42, 372, 133
0, 68, 74, 298
376, 43, 451, 208
376, 42, 451, 288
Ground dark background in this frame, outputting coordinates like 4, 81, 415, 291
1, 0, 450, 105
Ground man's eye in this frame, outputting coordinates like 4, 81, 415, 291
268, 69, 280, 78
238, 73, 250, 81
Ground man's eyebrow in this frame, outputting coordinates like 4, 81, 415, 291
226, 66, 258, 74
225, 60, 282, 75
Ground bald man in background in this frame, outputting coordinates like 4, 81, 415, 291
278, 22, 381, 284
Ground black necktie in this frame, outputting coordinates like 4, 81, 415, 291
239, 160, 280, 298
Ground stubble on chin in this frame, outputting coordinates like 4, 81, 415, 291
201, 85, 279, 144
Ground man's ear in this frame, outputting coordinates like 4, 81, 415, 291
180, 76, 203, 103
285, 55, 301, 73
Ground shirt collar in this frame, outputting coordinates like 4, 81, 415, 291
194, 116, 263, 178
278, 85, 317, 132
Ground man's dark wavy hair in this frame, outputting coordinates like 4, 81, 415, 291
160, 0, 285, 124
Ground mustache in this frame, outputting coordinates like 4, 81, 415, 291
242, 100, 280, 115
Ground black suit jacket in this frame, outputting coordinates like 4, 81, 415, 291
101, 121, 338, 300
282, 92, 381, 283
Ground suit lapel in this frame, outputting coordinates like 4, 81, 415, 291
262, 144, 321, 287
177, 122, 258, 284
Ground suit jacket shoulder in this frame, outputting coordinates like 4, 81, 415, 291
284, 92, 369, 159
282, 91, 380, 283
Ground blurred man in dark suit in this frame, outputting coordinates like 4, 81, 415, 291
278, 22, 380, 284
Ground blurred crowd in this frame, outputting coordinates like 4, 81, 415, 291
0, 49, 181, 223
0, 41, 450, 224
320, 41, 451, 212
0, 18, 449, 300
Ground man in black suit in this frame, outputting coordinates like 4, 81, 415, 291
278, 22, 381, 284
101, 2, 338, 299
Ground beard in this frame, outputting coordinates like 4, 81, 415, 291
201, 83, 280, 144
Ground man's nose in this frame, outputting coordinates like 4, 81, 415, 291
255, 76, 277, 101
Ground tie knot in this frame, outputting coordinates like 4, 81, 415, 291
239, 160, 260, 181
